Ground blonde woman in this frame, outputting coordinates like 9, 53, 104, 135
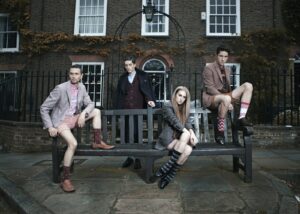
154, 86, 198, 189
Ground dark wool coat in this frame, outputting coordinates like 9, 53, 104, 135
115, 68, 156, 109
155, 101, 193, 150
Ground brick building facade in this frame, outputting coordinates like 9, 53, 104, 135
0, 0, 297, 112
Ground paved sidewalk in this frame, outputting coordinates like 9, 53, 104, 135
0, 148, 299, 214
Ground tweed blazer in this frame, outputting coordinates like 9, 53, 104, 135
40, 81, 94, 129
155, 101, 193, 150
115, 68, 155, 109
202, 62, 231, 108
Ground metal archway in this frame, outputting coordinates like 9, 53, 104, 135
112, 1, 186, 72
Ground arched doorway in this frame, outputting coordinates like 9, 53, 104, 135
142, 58, 169, 105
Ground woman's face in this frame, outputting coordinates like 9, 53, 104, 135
175, 89, 187, 106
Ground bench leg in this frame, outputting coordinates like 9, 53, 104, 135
244, 135, 252, 183
144, 157, 155, 184
52, 138, 61, 183
232, 156, 239, 173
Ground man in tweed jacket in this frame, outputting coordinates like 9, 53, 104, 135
202, 46, 253, 145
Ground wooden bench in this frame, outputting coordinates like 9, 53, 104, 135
52, 107, 253, 184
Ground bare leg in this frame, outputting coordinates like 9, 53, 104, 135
58, 129, 77, 192
59, 130, 78, 167
232, 82, 253, 104
232, 82, 253, 120
85, 108, 101, 129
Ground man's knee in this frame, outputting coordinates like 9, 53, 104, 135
93, 108, 101, 116
219, 95, 231, 106
243, 82, 253, 92
67, 140, 78, 150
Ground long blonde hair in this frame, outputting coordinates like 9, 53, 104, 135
171, 86, 191, 124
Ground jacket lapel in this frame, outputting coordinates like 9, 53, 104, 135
213, 62, 224, 83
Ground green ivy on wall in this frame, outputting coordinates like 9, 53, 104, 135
0, 0, 30, 29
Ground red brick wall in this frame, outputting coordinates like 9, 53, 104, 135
0, 120, 299, 152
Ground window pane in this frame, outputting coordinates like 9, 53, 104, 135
230, 6, 236, 14
86, 0, 92, 6
217, 16, 222, 23
224, 16, 229, 23
0, 17, 8, 31
210, 6, 215, 14
159, 6, 165, 11
224, 0, 229, 4
224, 6, 229, 14
92, 0, 98, 6
217, 6, 222, 13
230, 0, 236, 4
210, 16, 216, 23
80, 0, 85, 6
210, 25, 215, 33
210, 0, 216, 5
217, 25, 222, 33
217, 0, 222, 4
224, 25, 229, 33
230, 16, 236, 24
230, 25, 236, 33
7, 32, 17, 48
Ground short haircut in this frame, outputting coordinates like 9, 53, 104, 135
216, 46, 230, 55
70, 64, 83, 74
123, 55, 136, 64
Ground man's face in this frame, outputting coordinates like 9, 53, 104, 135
216, 51, 229, 66
124, 60, 136, 74
69, 68, 83, 84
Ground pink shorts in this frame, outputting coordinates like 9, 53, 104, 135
57, 115, 80, 134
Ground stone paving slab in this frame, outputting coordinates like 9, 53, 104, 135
0, 149, 299, 213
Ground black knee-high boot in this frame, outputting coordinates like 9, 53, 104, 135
149, 150, 181, 183
159, 162, 181, 189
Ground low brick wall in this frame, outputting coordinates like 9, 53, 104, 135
251, 125, 300, 148
0, 120, 299, 152
0, 120, 51, 152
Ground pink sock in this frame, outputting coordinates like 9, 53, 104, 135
217, 117, 225, 132
239, 102, 250, 119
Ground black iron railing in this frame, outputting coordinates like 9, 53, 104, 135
0, 68, 299, 126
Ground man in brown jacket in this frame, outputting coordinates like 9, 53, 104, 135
202, 46, 253, 144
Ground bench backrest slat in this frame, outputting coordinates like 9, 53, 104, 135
138, 115, 143, 144
101, 108, 153, 145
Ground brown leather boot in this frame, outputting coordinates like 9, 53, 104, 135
60, 179, 75, 193
91, 141, 115, 149
60, 166, 75, 193
92, 129, 115, 150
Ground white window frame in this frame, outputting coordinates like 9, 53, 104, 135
206, 0, 241, 36
141, 0, 169, 36
0, 14, 19, 52
72, 62, 105, 107
142, 58, 168, 102
74, 0, 107, 36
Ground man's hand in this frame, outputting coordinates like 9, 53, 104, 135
147, 101, 155, 107
228, 104, 233, 111
48, 127, 58, 137
77, 113, 86, 128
